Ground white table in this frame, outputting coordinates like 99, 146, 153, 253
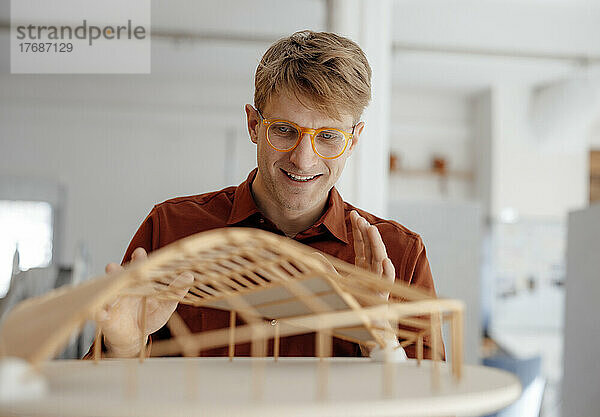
1, 357, 521, 417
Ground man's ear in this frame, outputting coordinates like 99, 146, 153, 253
346, 121, 364, 156
245, 104, 260, 144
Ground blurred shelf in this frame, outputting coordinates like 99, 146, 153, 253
390, 168, 474, 180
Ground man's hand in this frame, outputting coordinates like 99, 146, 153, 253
96, 247, 194, 358
350, 210, 395, 301
349, 211, 402, 354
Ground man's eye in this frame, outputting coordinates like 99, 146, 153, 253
318, 131, 340, 141
277, 126, 291, 133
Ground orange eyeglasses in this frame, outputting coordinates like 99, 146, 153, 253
257, 109, 356, 160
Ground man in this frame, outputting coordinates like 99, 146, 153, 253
91, 30, 440, 360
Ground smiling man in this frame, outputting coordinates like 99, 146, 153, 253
249, 92, 359, 238
90, 30, 441, 360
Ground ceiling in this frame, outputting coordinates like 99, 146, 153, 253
1, 0, 599, 94
149, 0, 600, 94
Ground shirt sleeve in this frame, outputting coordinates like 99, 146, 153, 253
405, 235, 437, 294
121, 207, 161, 265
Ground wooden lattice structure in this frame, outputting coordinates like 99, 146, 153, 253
0, 228, 464, 384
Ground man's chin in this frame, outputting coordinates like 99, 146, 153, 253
275, 192, 319, 212
279, 199, 314, 212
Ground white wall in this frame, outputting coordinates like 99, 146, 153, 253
473, 85, 588, 221
0, 75, 257, 277
393, 0, 600, 56
388, 89, 474, 201
492, 85, 588, 219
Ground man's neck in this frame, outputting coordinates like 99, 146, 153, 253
250, 175, 328, 238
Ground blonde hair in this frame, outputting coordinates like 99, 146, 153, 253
254, 30, 372, 123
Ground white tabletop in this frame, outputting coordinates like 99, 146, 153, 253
1, 357, 521, 417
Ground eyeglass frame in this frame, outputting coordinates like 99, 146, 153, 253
255, 108, 358, 160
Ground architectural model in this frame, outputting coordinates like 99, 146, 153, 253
0, 228, 523, 417
0, 228, 463, 373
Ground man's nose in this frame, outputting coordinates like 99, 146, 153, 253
289, 133, 318, 171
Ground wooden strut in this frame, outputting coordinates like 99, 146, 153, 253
416, 332, 424, 365
166, 312, 196, 357
383, 318, 398, 399
139, 296, 147, 363
430, 311, 442, 390
316, 328, 332, 401
93, 326, 102, 363
228, 310, 236, 361
154, 299, 462, 357
273, 320, 280, 361
451, 309, 464, 380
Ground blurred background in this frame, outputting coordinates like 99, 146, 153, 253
1, 1, 599, 416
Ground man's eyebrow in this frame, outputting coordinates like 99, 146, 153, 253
268, 114, 350, 130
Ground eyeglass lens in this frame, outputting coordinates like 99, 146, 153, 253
267, 122, 346, 158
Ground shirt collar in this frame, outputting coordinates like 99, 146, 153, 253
314, 187, 349, 244
226, 169, 261, 225
227, 168, 349, 244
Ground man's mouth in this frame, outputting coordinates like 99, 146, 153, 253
281, 169, 321, 182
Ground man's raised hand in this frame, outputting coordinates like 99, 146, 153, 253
350, 210, 395, 301
95, 247, 194, 358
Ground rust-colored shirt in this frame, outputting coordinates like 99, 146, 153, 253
120, 169, 439, 359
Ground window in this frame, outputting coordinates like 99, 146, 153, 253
0, 200, 54, 297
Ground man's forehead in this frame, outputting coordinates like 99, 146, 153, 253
262, 92, 353, 128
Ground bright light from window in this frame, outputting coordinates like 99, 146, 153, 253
0, 200, 53, 297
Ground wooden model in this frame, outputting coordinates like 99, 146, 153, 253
0, 228, 463, 374
0, 228, 524, 417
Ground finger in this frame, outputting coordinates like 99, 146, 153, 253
156, 272, 194, 307
350, 211, 366, 268
381, 258, 395, 300
131, 247, 148, 263
359, 217, 373, 267
152, 272, 194, 321
311, 252, 340, 276
367, 225, 387, 275
382, 258, 395, 283
169, 272, 194, 300
105, 262, 123, 274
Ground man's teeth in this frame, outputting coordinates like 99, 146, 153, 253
286, 172, 318, 182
